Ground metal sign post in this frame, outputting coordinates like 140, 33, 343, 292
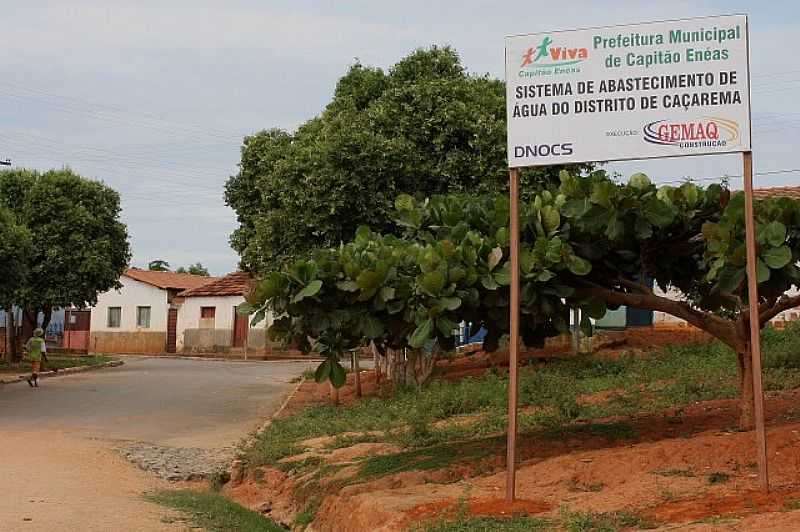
742, 151, 769, 491
503, 14, 766, 500
505, 167, 521, 502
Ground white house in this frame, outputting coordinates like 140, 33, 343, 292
89, 269, 216, 354
175, 271, 273, 354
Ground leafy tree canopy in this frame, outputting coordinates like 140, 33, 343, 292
148, 260, 171, 271
225, 46, 590, 273
0, 204, 31, 308
176, 263, 210, 276
0, 168, 131, 312
246, 170, 800, 428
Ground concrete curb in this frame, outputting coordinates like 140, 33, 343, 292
0, 360, 124, 385
232, 377, 308, 474
115, 354, 326, 363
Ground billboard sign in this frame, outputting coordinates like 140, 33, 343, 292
505, 14, 751, 167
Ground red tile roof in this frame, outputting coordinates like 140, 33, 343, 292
177, 271, 254, 298
753, 186, 800, 201
124, 269, 218, 291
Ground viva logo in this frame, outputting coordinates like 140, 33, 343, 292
520, 36, 588, 69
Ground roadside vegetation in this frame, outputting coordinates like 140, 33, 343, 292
0, 355, 112, 375
244, 323, 800, 469
146, 489, 284, 532
237, 324, 800, 530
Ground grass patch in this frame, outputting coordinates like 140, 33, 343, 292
652, 468, 695, 478
0, 355, 112, 374
421, 515, 551, 531
784, 499, 800, 511
241, 325, 800, 489
145, 489, 284, 531
708, 471, 730, 484
561, 508, 657, 531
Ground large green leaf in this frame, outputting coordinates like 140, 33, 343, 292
314, 359, 331, 383
568, 256, 591, 276
493, 263, 511, 286
644, 198, 675, 227
629, 172, 651, 189
420, 270, 446, 296
762, 221, 787, 247
762, 245, 793, 270
541, 205, 561, 233
439, 296, 462, 311
409, 318, 434, 348
756, 259, 771, 283
291, 279, 323, 303
330, 360, 347, 388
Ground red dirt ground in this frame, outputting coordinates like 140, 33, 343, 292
237, 327, 800, 531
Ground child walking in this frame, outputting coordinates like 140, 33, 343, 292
24, 328, 46, 387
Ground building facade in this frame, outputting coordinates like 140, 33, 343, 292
176, 272, 273, 353
89, 269, 215, 354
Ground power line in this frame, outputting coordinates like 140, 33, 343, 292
657, 168, 800, 185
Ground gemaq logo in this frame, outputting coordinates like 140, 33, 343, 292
643, 117, 740, 149
520, 36, 588, 69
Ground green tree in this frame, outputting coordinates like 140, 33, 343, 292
148, 260, 171, 271
0, 168, 131, 340
0, 205, 31, 362
247, 173, 800, 428
226, 46, 589, 273
176, 263, 210, 276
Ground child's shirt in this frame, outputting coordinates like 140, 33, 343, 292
26, 337, 45, 361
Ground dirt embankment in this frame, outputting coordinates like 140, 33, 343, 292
228, 329, 800, 531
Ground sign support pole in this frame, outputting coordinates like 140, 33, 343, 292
742, 150, 769, 492
506, 167, 521, 502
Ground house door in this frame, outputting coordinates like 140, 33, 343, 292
64, 310, 91, 351
232, 308, 248, 348
166, 308, 178, 353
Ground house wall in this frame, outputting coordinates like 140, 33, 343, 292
178, 295, 272, 353
89, 276, 168, 354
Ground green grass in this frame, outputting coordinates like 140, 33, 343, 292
145, 489, 284, 531
0, 355, 112, 374
561, 508, 657, 531
784, 499, 800, 511
420, 515, 552, 531
708, 471, 730, 484
241, 324, 800, 486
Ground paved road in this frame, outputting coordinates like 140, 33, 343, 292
0, 357, 314, 531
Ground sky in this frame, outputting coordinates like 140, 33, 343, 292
1, 1, 798, 275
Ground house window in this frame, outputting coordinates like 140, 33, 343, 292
136, 306, 151, 328
200, 306, 216, 329
107, 307, 122, 328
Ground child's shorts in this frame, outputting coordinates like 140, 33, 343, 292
30, 360, 41, 373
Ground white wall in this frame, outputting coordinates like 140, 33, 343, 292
176, 295, 271, 350
90, 276, 169, 332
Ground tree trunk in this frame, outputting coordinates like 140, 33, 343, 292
5, 307, 18, 363
41, 306, 53, 333
353, 351, 362, 398
571, 308, 580, 356
737, 350, 756, 431
329, 382, 340, 405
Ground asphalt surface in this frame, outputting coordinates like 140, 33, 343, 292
0, 356, 315, 448
0, 357, 316, 531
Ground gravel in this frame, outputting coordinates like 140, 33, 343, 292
119, 442, 233, 481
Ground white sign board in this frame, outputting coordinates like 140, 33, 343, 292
505, 14, 751, 167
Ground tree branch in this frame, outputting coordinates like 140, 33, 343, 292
574, 284, 742, 351
759, 294, 800, 326
618, 277, 653, 295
